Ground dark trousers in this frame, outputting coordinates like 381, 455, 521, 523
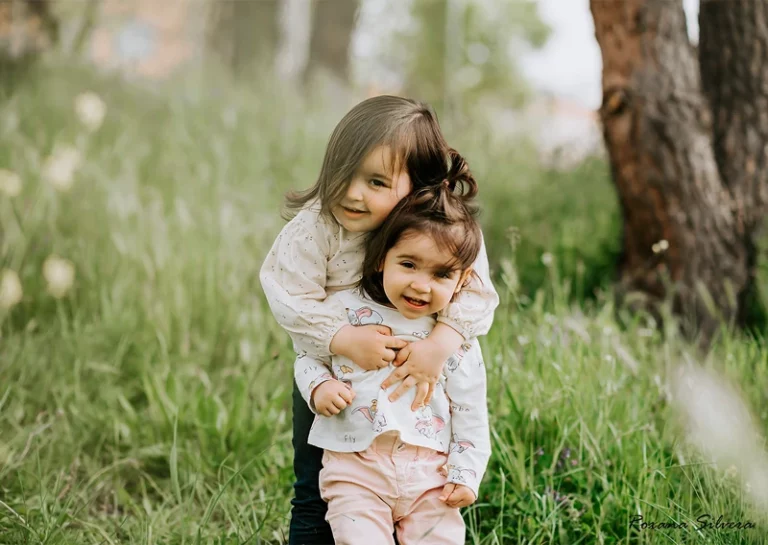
289, 381, 335, 545
289, 381, 400, 545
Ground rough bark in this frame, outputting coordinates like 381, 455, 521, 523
699, 0, 768, 325
304, 0, 359, 83
590, 0, 749, 341
206, 0, 280, 75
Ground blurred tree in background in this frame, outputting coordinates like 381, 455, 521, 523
591, 0, 768, 341
304, 0, 359, 85
0, 0, 59, 86
399, 0, 550, 124
207, 0, 280, 76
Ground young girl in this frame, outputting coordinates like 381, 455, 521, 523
259, 95, 498, 544
295, 185, 491, 544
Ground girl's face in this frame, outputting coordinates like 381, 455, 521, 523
332, 146, 412, 233
379, 230, 471, 319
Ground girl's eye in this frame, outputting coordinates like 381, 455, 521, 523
436, 271, 453, 279
400, 261, 415, 269
369, 179, 387, 188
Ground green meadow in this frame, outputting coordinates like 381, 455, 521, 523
1, 63, 766, 544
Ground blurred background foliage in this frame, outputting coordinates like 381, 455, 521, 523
0, 0, 620, 304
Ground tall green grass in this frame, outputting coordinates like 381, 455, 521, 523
0, 61, 766, 544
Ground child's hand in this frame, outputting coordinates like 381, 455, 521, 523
380, 338, 451, 409
439, 483, 476, 508
312, 380, 355, 417
330, 324, 408, 371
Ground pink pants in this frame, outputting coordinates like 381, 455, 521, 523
319, 432, 465, 545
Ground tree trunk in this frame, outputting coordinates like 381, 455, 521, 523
698, 0, 768, 326
206, 0, 280, 76
590, 0, 755, 341
405, 0, 448, 115
304, 0, 359, 83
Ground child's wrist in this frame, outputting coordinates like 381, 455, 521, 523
428, 323, 464, 353
329, 325, 352, 356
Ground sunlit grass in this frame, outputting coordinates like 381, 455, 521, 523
1, 60, 766, 544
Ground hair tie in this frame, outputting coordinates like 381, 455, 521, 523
443, 178, 453, 190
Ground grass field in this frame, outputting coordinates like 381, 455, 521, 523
1, 63, 767, 544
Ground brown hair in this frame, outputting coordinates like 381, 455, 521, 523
359, 167, 482, 307
284, 95, 475, 219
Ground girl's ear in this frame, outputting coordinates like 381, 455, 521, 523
377, 258, 385, 273
454, 269, 473, 294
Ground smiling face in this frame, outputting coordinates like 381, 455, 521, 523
331, 146, 412, 233
380, 229, 471, 319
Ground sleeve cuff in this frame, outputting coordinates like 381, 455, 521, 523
307, 375, 335, 414
436, 315, 471, 341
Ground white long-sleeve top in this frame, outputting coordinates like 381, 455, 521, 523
259, 203, 499, 359
295, 289, 491, 498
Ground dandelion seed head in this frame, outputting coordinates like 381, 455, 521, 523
43, 146, 81, 191
0, 269, 22, 309
0, 169, 21, 197
75, 91, 106, 131
43, 255, 75, 298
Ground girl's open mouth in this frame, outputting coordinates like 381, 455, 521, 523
342, 207, 367, 217
404, 296, 428, 309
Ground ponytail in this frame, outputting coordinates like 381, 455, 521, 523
443, 148, 478, 200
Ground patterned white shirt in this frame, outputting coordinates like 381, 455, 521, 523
259, 203, 499, 359
295, 289, 491, 498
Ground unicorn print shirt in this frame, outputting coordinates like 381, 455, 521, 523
259, 202, 499, 359
295, 289, 491, 498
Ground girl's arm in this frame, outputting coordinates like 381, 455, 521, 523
259, 215, 347, 359
294, 354, 334, 413
261, 214, 407, 367
443, 341, 491, 500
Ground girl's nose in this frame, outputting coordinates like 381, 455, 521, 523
411, 279, 431, 293
345, 179, 364, 201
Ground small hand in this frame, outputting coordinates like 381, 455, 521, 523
331, 324, 408, 371
380, 339, 447, 409
439, 483, 476, 508
312, 379, 355, 417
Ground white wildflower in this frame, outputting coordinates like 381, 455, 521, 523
0, 269, 22, 309
530, 408, 540, 421
42, 146, 81, 191
673, 363, 768, 509
0, 169, 21, 197
75, 91, 106, 131
652, 239, 669, 254
673, 364, 758, 463
541, 252, 554, 266
42, 255, 75, 298
517, 335, 530, 346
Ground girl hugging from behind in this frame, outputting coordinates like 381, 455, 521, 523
295, 184, 491, 545
259, 95, 498, 544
